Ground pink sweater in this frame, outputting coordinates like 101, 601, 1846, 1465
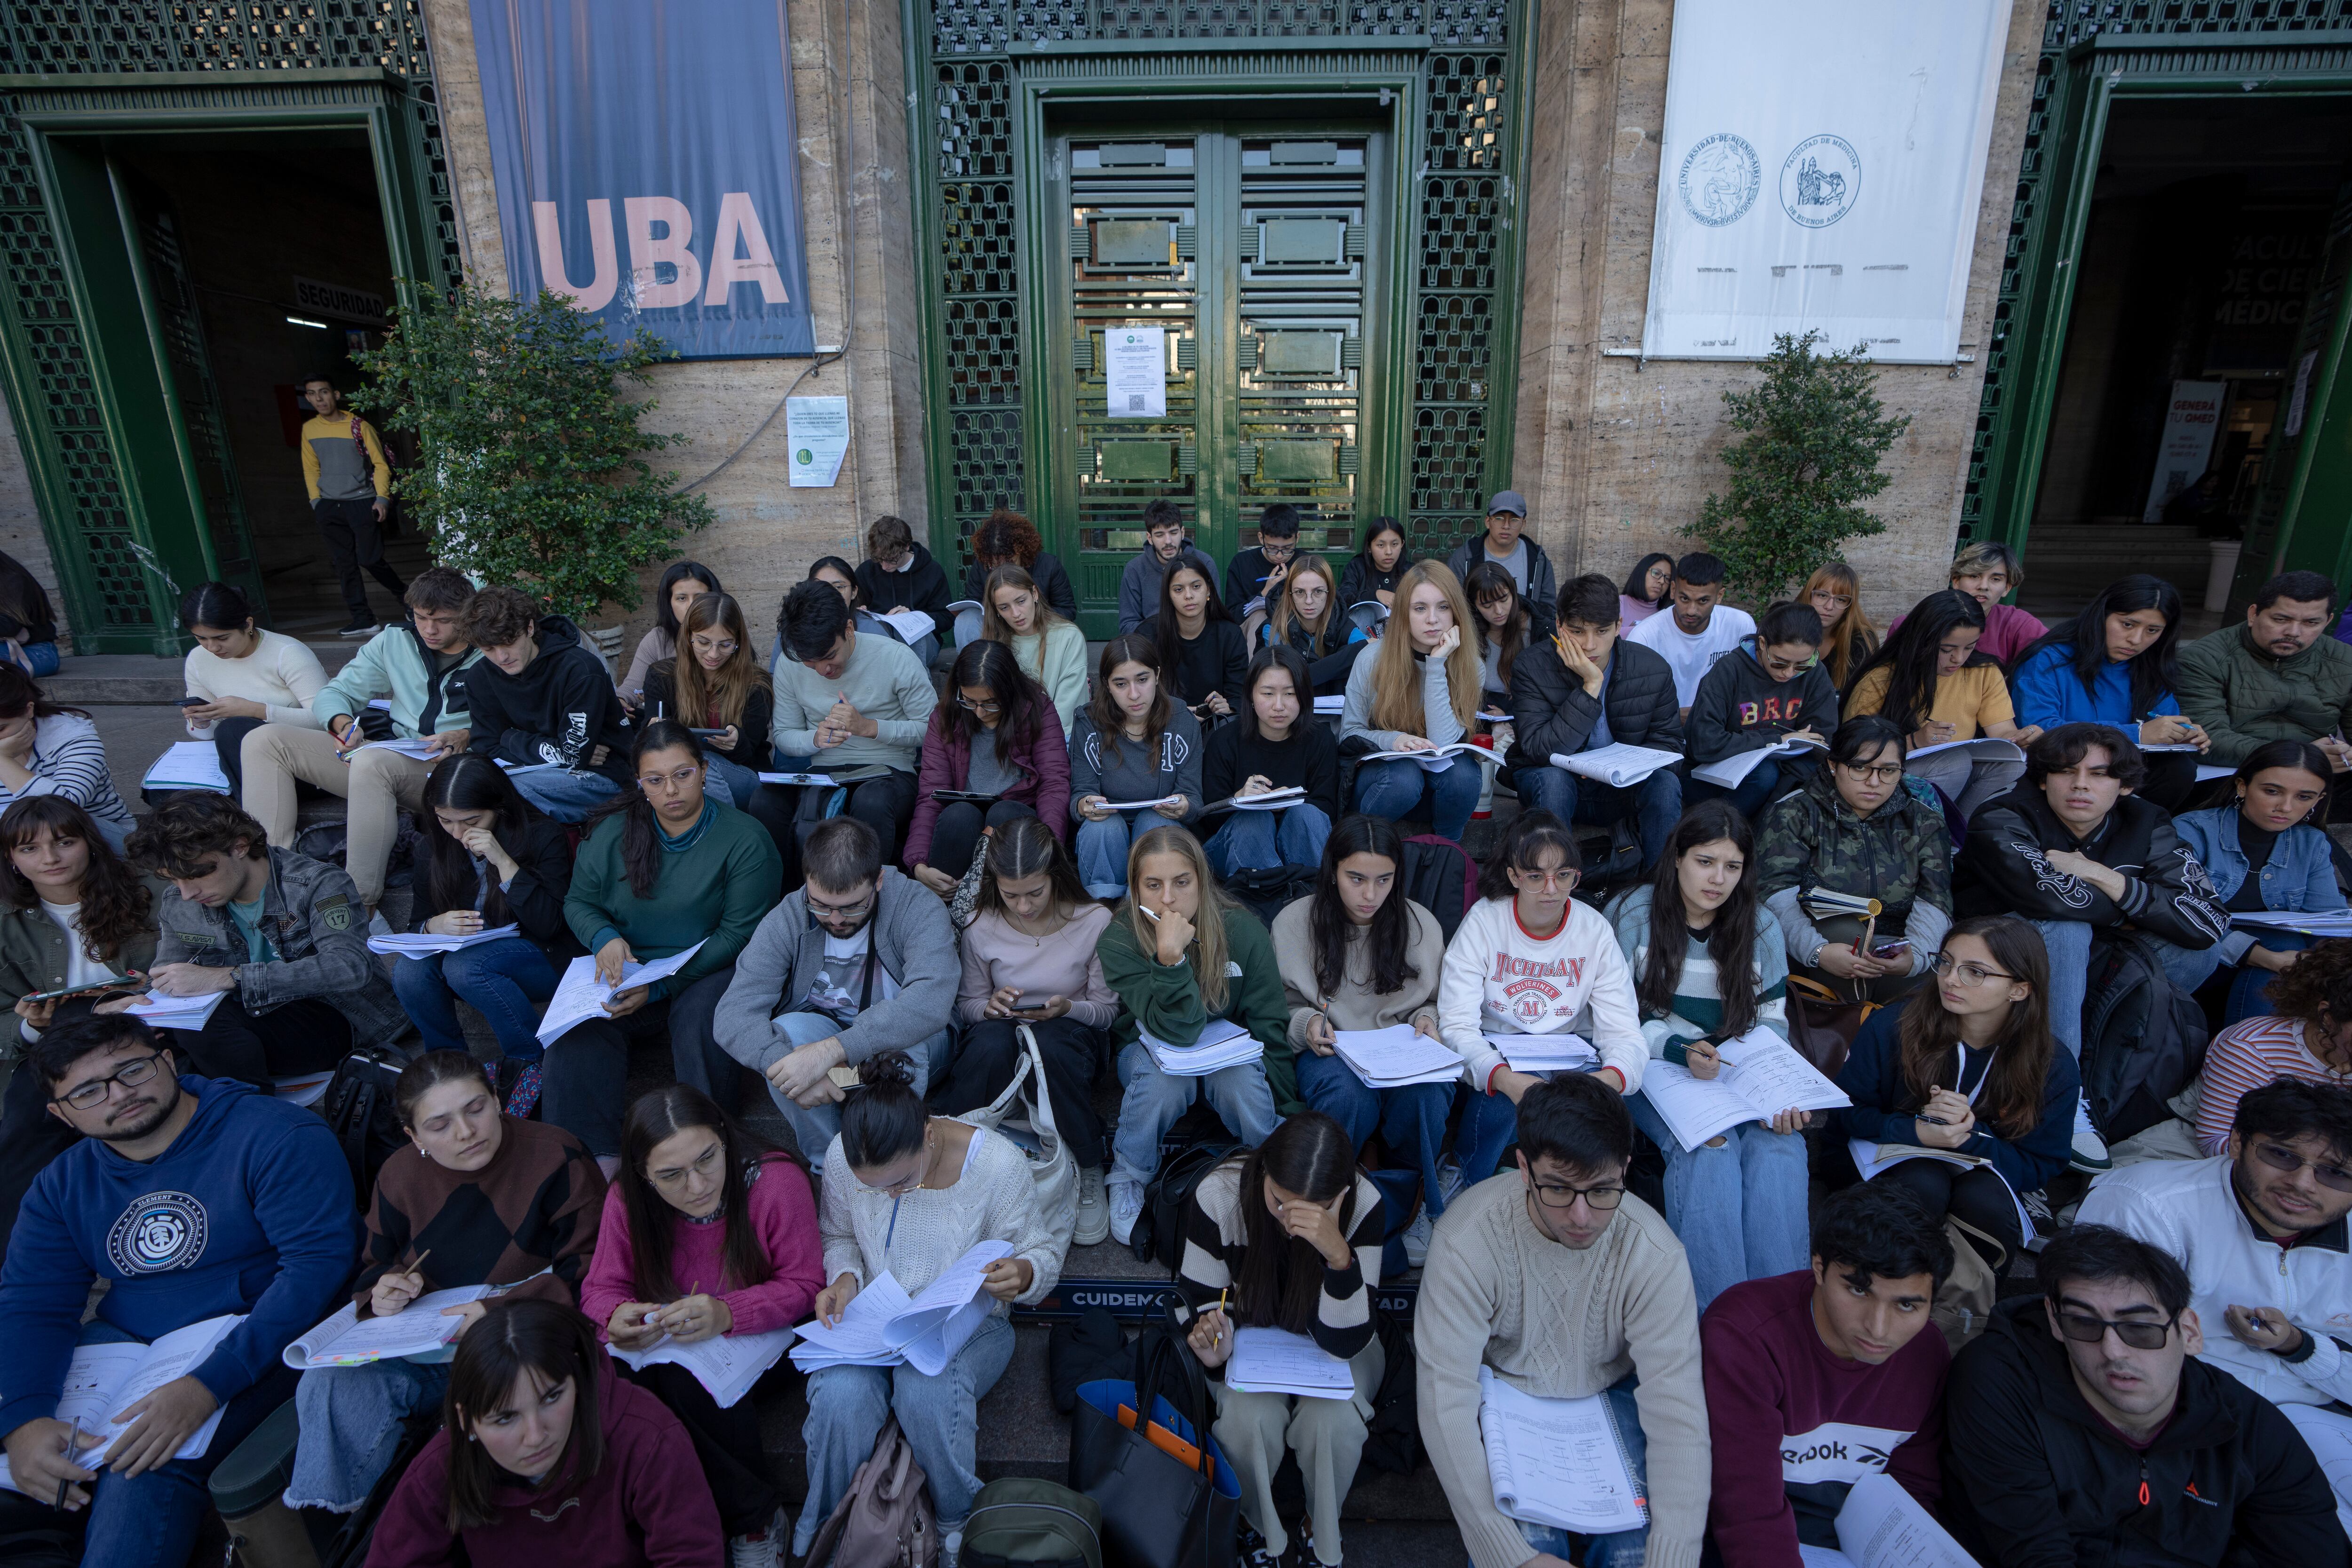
955, 903, 1120, 1028
578, 1154, 824, 1338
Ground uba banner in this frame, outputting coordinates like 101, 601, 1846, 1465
1641, 0, 2011, 365
469, 0, 815, 359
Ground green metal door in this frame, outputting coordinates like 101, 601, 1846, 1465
1049, 126, 1389, 636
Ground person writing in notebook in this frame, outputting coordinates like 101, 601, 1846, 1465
1414, 1072, 1708, 1568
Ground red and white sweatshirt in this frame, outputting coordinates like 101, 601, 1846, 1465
1438, 895, 1646, 1093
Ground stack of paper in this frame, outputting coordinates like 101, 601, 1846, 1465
1141, 1015, 1263, 1076
1852, 1139, 2033, 1243
610, 1324, 798, 1408
1552, 743, 1679, 788
790, 1240, 1013, 1376
760, 771, 836, 788
2231, 909, 2352, 937
1485, 1031, 1595, 1072
1359, 741, 1503, 774
1312, 695, 1346, 716
358, 737, 445, 760
1332, 1024, 1466, 1088
878, 609, 937, 644
537, 940, 708, 1046
1478, 1366, 1646, 1534
142, 741, 233, 796
1689, 735, 1827, 789
0, 1314, 245, 1491
284, 1285, 499, 1368
1907, 736, 2024, 765
1798, 887, 1882, 923
1226, 1328, 1354, 1400
1098, 794, 1182, 812
366, 924, 522, 957
1803, 1472, 1979, 1568
1636, 1029, 1851, 1152
126, 989, 227, 1030
1227, 786, 1308, 813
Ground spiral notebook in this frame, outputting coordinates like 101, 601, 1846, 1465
1477, 1366, 1646, 1535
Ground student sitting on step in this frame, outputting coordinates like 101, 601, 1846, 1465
1340, 560, 1486, 844
2172, 740, 2345, 1029
1067, 634, 1203, 900
1199, 645, 1340, 878
0, 663, 138, 854
176, 580, 328, 800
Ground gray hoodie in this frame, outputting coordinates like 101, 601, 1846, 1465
713, 867, 960, 1071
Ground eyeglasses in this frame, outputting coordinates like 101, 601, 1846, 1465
1260, 541, 1298, 562
2253, 1139, 2352, 1193
54, 1051, 165, 1111
809, 890, 878, 923
1510, 867, 1577, 891
2055, 1309, 2177, 1352
1526, 1175, 1624, 1210
1838, 763, 1905, 784
636, 765, 702, 792
648, 1142, 724, 1190
1928, 953, 2018, 987
955, 695, 1003, 715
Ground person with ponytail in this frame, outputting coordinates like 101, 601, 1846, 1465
177, 580, 327, 796
902, 637, 1070, 896
2174, 738, 2345, 1025
540, 722, 781, 1169
935, 817, 1118, 1243
580, 1085, 819, 1563
1609, 801, 1806, 1308
1340, 559, 1487, 841
391, 754, 577, 1107
1177, 1114, 1388, 1567
797, 1052, 1062, 1562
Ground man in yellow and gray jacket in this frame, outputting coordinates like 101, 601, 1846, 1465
298, 372, 406, 636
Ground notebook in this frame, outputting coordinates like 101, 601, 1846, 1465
536, 941, 709, 1046
1225, 1328, 1354, 1401
1689, 734, 1827, 789
1551, 744, 1679, 788
142, 741, 233, 796
1331, 1024, 1466, 1089
285, 1285, 501, 1368
1483, 1031, 1596, 1072
1799, 1472, 1978, 1568
366, 924, 522, 957
1140, 1015, 1263, 1076
608, 1325, 798, 1409
1477, 1366, 1646, 1535
789, 1240, 1015, 1376
1636, 1029, 1851, 1152
1851, 1139, 2034, 1244
0, 1314, 244, 1492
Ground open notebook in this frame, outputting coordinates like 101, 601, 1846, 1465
790, 1240, 1013, 1377
1477, 1366, 1646, 1536
1798, 1472, 1975, 1568
0, 1315, 244, 1492
609, 1324, 798, 1409
1637, 1029, 1850, 1152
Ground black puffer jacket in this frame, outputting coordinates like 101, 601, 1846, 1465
1504, 637, 1682, 774
1955, 787, 2228, 951
1943, 1296, 2347, 1568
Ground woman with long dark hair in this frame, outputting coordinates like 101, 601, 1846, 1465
1465, 559, 1530, 714
390, 754, 577, 1106
1067, 634, 1202, 898
1176, 1113, 1387, 1568
642, 590, 774, 809
2010, 573, 2206, 808
1273, 812, 1449, 1255
1143, 555, 1251, 722
935, 816, 1116, 1239
619, 558, 721, 706
0, 663, 135, 851
1610, 800, 1806, 1307
1843, 588, 2038, 817
1335, 514, 1412, 615
176, 580, 328, 796
799, 1052, 1060, 1559
539, 722, 783, 1168
366, 1297, 724, 1565
1832, 915, 2078, 1273
1619, 551, 1674, 635
903, 638, 1070, 895
2175, 738, 2346, 1025
579, 1084, 819, 1562
1201, 644, 1341, 877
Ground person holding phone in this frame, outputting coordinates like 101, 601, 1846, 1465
639, 590, 775, 819
2010, 575, 2206, 810
175, 581, 328, 798
1141, 557, 1251, 723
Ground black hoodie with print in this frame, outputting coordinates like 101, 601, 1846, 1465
1685, 634, 1841, 766
462, 615, 634, 785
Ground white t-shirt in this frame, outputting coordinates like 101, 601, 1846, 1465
41, 901, 111, 989
803, 925, 901, 1024
1625, 605, 1758, 706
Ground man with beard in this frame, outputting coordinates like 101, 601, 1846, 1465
0, 1014, 357, 1566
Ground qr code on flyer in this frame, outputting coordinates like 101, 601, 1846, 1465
1128, 395, 1144, 411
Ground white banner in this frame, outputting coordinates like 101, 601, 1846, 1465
1641, 0, 2012, 365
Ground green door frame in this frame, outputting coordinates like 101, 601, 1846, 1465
1972, 31, 2352, 576
0, 68, 436, 654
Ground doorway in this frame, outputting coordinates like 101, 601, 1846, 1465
1044, 125, 1394, 635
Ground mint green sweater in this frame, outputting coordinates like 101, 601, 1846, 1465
1097, 903, 1299, 1113
562, 802, 782, 998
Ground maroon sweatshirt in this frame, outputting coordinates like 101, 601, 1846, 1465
1700, 1270, 1948, 1567
365, 1361, 722, 1568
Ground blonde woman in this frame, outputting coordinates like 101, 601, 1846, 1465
983, 564, 1088, 733
1095, 824, 1294, 1245
1804, 561, 1879, 688
643, 592, 773, 812
1338, 559, 1485, 841
1263, 553, 1360, 694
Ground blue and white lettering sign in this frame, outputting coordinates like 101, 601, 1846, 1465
469, 0, 816, 359
1642, 0, 2013, 364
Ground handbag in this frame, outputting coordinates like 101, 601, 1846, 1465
1069, 1296, 1240, 1568
956, 1023, 1078, 1260
803, 1415, 941, 1568
950, 843, 990, 930
1785, 974, 1875, 1079
1932, 1217, 2002, 1353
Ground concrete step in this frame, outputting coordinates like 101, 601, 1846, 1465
52, 645, 364, 706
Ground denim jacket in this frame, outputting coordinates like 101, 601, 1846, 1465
2174, 805, 2345, 965
153, 845, 409, 1048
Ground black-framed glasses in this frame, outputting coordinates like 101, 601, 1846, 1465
1525, 1175, 1624, 1211
1259, 541, 1299, 562
809, 890, 878, 923
2055, 1310, 2177, 1352
955, 695, 1003, 715
1928, 953, 2017, 987
54, 1051, 165, 1111
2253, 1139, 2352, 1194
1837, 762, 1904, 784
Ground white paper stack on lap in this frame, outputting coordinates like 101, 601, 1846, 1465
143, 741, 233, 795
1477, 1366, 1646, 1534
609, 1325, 799, 1408
1312, 695, 1345, 715
1850, 1139, 2034, 1243
359, 737, 445, 760
1226, 1328, 1354, 1400
1484, 1031, 1595, 1072
2231, 909, 2352, 937
1906, 736, 2024, 765
285, 1285, 499, 1368
790, 1240, 1015, 1376
1098, 794, 1182, 812
366, 924, 522, 957
879, 609, 937, 644
0, 1314, 245, 1490
1359, 741, 1503, 773
537, 940, 708, 1046
1226, 786, 1308, 812
1552, 743, 1680, 788
1637, 1029, 1851, 1152
1826, 1472, 1977, 1568
1689, 736, 1826, 789
126, 989, 227, 1030
1141, 1015, 1263, 1076
1333, 1025, 1465, 1088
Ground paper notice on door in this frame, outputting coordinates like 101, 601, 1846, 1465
1104, 326, 1166, 419
787, 395, 850, 487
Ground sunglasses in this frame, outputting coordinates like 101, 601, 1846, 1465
2055, 1309, 2177, 1352
2253, 1139, 2352, 1194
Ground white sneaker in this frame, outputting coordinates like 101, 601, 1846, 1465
2070, 1093, 2112, 1172
728, 1507, 787, 1568
1403, 1208, 1434, 1268
1109, 1179, 1144, 1247
1074, 1165, 1110, 1246
368, 910, 394, 939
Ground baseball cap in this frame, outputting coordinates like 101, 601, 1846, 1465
1486, 490, 1527, 517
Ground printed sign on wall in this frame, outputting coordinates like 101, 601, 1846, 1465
1642, 0, 2013, 364
470, 0, 815, 359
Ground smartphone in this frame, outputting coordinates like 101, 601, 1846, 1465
25, 974, 144, 1004
1869, 939, 1912, 961
686, 726, 728, 739
1007, 1001, 1052, 1016
174, 696, 207, 708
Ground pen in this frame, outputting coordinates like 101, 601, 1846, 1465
1140, 906, 1160, 922
1214, 1287, 1229, 1345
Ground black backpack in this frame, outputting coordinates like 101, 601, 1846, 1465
1220, 864, 1317, 931
1400, 835, 1478, 942
2080, 932, 2209, 1143
320, 1043, 413, 1207
1132, 1136, 1242, 1270
1359, 1307, 1422, 1476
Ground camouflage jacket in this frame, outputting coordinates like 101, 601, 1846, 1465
1754, 765, 1952, 925
153, 845, 408, 1049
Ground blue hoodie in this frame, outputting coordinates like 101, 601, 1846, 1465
0, 1075, 359, 1433
2009, 641, 2182, 730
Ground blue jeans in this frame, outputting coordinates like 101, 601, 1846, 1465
2032, 919, 2216, 1060
0, 640, 58, 676
1516, 764, 1683, 870
391, 938, 559, 1062
1471, 1373, 1651, 1568
1076, 811, 1151, 899
2225, 933, 2309, 1027
1457, 1084, 1521, 1183
1111, 1038, 1280, 1189
286, 1356, 451, 1512
1204, 802, 1333, 877
1625, 1090, 1810, 1310
798, 1313, 1014, 1550
74, 1319, 297, 1568
702, 755, 760, 810
762, 1011, 951, 1157
1353, 757, 1482, 842
1296, 1051, 1453, 1217
510, 768, 621, 823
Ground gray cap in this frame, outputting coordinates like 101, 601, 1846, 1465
1486, 490, 1527, 517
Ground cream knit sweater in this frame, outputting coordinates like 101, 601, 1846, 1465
1414, 1172, 1709, 1568
818, 1123, 1063, 1313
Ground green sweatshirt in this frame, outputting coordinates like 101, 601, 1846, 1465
1098, 902, 1300, 1113
562, 801, 782, 999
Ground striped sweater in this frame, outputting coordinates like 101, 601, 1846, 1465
1175, 1162, 1384, 1364
2193, 1014, 2352, 1155
0, 713, 135, 841
1607, 884, 1789, 1061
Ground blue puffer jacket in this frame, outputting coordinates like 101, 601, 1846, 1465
2174, 804, 2345, 965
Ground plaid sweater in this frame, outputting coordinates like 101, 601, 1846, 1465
353, 1116, 606, 1310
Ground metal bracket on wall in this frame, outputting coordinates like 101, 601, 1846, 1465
1600, 347, 1645, 371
